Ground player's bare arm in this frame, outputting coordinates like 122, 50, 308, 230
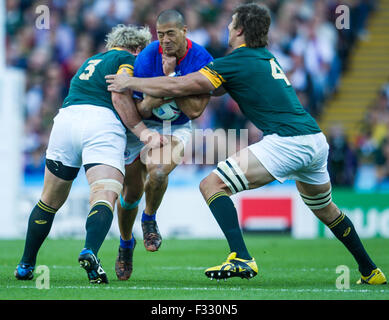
111, 91, 167, 148
106, 71, 215, 98
136, 95, 167, 118
211, 85, 227, 96
175, 94, 210, 119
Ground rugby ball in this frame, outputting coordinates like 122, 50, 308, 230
152, 100, 181, 121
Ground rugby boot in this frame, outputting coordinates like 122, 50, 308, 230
14, 263, 35, 280
142, 220, 162, 252
357, 268, 387, 285
205, 252, 258, 280
78, 248, 108, 284
115, 238, 136, 280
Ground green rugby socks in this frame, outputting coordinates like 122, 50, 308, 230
207, 192, 252, 260
328, 212, 376, 276
84, 202, 114, 255
21, 200, 57, 265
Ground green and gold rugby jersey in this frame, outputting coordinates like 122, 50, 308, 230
62, 47, 134, 116
199, 45, 321, 137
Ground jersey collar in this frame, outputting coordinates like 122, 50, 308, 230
109, 47, 126, 51
158, 39, 193, 65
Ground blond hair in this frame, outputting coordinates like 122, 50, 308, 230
105, 24, 152, 51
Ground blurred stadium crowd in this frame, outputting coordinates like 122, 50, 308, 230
6, 0, 387, 190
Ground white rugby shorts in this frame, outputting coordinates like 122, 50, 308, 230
248, 132, 330, 185
46, 104, 127, 175
124, 120, 192, 165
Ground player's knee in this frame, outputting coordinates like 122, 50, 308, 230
299, 188, 332, 211
121, 186, 143, 204
199, 175, 211, 196
90, 190, 117, 208
212, 158, 249, 194
119, 193, 142, 211
89, 178, 123, 207
148, 167, 168, 185
199, 173, 230, 199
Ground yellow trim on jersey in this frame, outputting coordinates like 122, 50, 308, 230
199, 66, 226, 89
117, 66, 134, 76
237, 43, 247, 48
110, 47, 125, 51
118, 64, 133, 70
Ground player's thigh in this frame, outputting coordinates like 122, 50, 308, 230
85, 164, 124, 207
200, 147, 275, 200
144, 135, 184, 177
81, 105, 127, 175
46, 108, 83, 169
230, 148, 276, 189
295, 180, 332, 196
40, 166, 75, 209
122, 159, 147, 202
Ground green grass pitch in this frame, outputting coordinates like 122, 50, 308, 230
0, 235, 388, 300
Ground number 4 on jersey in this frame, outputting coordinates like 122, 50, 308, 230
270, 58, 291, 86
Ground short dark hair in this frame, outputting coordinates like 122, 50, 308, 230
156, 9, 185, 29
233, 3, 271, 48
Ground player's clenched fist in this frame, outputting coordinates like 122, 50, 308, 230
162, 54, 177, 76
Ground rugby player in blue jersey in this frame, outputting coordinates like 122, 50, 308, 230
114, 10, 214, 280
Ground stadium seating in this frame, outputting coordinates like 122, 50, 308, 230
6, 0, 383, 188
320, 0, 389, 144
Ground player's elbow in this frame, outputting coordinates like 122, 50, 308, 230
185, 108, 204, 120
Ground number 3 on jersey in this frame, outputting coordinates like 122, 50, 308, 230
270, 58, 291, 86
79, 59, 102, 80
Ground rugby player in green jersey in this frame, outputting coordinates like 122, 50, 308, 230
15, 25, 166, 284
106, 4, 386, 285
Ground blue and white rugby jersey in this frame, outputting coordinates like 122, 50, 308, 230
133, 39, 214, 125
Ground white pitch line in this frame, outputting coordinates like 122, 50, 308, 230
47, 266, 331, 272
2, 265, 334, 272
3, 285, 388, 294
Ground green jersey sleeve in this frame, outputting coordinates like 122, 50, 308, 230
62, 49, 135, 113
